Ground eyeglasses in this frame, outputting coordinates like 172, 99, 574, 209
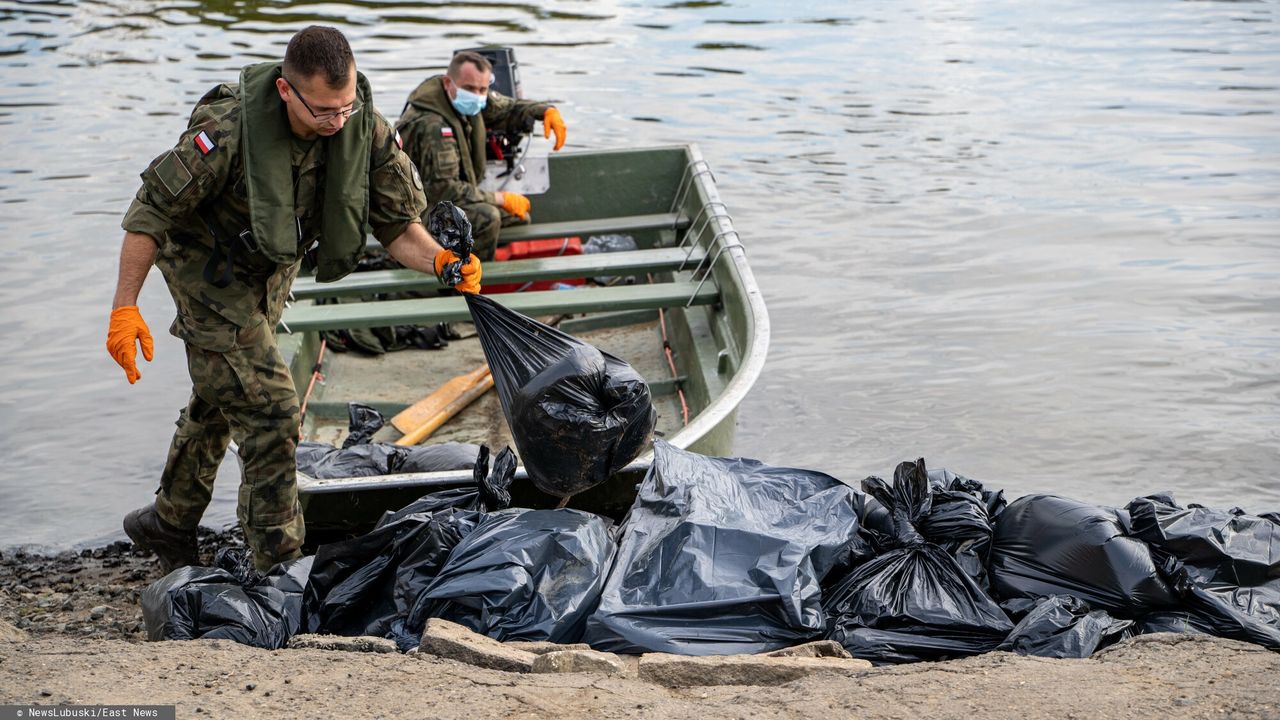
286, 79, 362, 123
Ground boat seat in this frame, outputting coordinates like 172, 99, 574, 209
278, 281, 719, 333
291, 247, 706, 300
498, 212, 688, 243
362, 212, 687, 251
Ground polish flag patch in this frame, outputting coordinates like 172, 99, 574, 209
193, 131, 216, 155
395, 130, 403, 149
441, 127, 453, 138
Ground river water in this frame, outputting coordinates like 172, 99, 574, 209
1, 0, 1277, 549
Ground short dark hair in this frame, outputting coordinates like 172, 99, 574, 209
448, 50, 492, 79
283, 26, 354, 88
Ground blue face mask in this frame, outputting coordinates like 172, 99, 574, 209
450, 87, 487, 116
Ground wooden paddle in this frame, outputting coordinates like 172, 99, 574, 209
394, 371, 495, 446
390, 364, 491, 434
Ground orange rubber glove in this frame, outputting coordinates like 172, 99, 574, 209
433, 248, 457, 279
434, 250, 483, 294
106, 306, 154, 384
542, 107, 566, 151
456, 254, 482, 294
498, 191, 531, 220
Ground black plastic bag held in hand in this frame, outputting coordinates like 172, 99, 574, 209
427, 201, 473, 287
464, 292, 657, 497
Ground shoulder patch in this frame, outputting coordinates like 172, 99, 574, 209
440, 127, 453, 138
395, 129, 404, 149
155, 150, 194, 198
194, 130, 216, 155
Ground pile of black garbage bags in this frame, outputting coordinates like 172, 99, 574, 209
143, 443, 1279, 664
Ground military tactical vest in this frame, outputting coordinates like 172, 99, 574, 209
194, 62, 373, 283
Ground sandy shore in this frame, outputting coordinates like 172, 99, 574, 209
2, 539, 1278, 719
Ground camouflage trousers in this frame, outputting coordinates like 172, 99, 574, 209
455, 201, 526, 261
154, 310, 304, 573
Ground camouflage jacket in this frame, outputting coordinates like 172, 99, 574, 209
123, 78, 428, 330
396, 75, 549, 209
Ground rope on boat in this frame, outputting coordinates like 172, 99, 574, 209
297, 337, 328, 439
650, 272, 690, 426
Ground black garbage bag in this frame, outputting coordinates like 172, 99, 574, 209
862, 467, 1005, 591
922, 478, 1003, 590
996, 595, 1132, 658
583, 441, 866, 655
1199, 580, 1280, 628
823, 459, 1014, 664
375, 446, 515, 529
583, 234, 639, 285
296, 440, 480, 479
857, 469, 1006, 570
1131, 610, 1211, 636
464, 291, 656, 497
302, 446, 515, 641
398, 442, 486, 474
405, 508, 617, 644
142, 547, 313, 649
1178, 583, 1280, 650
342, 402, 386, 448
989, 494, 1177, 614
307, 506, 482, 643
297, 442, 401, 478
1133, 580, 1280, 646
1125, 492, 1278, 650
296, 401, 481, 478
1143, 580, 1280, 651
1126, 493, 1279, 587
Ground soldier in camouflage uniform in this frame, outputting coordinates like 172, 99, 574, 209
397, 51, 568, 260
105, 26, 482, 574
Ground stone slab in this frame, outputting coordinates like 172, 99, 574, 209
531, 649, 629, 675
418, 619, 535, 673
638, 653, 872, 687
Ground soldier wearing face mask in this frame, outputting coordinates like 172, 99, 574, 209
397, 51, 567, 260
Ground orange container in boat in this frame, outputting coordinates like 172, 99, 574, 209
483, 237, 587, 294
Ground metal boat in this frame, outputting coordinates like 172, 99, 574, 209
276, 144, 769, 536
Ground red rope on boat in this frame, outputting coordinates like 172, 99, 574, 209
297, 337, 328, 439
650, 272, 690, 426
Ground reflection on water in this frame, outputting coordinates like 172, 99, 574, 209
1, 0, 1277, 548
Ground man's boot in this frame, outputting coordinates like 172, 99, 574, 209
123, 503, 199, 574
